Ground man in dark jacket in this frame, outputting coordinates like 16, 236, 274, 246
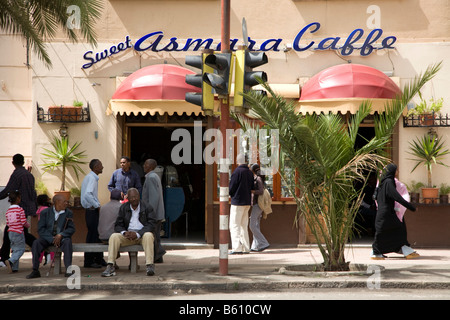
26, 194, 75, 278
0, 154, 37, 265
228, 154, 254, 254
102, 188, 157, 277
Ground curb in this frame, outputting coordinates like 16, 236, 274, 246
3, 278, 450, 294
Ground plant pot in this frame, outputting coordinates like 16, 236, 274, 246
73, 196, 81, 207
440, 194, 449, 204
422, 187, 439, 204
419, 113, 435, 126
48, 106, 82, 122
410, 192, 420, 203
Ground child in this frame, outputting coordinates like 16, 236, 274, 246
5, 190, 29, 273
36, 194, 54, 265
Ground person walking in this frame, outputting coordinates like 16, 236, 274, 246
142, 159, 166, 263
249, 164, 270, 252
81, 159, 104, 268
107, 156, 142, 198
0, 154, 37, 266
4, 191, 29, 273
26, 194, 75, 279
228, 154, 254, 254
101, 188, 157, 277
371, 163, 419, 260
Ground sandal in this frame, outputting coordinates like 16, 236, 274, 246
405, 252, 420, 259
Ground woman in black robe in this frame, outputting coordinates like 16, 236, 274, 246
371, 163, 419, 260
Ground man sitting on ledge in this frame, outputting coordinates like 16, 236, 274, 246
26, 194, 75, 279
102, 188, 157, 277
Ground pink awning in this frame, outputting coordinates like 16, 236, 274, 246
108, 64, 203, 116
297, 64, 401, 115
112, 64, 200, 100
300, 64, 401, 100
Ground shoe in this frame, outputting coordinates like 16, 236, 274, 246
101, 264, 116, 277
84, 263, 102, 268
65, 269, 74, 277
5, 260, 13, 274
257, 246, 270, 252
146, 264, 155, 276
26, 270, 41, 279
0, 261, 6, 268
405, 252, 420, 259
370, 254, 385, 260
229, 251, 243, 255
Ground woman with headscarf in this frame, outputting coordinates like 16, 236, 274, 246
371, 163, 419, 260
249, 164, 270, 252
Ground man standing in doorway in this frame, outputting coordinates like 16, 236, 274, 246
108, 156, 142, 199
0, 154, 37, 266
81, 159, 104, 268
142, 159, 166, 263
228, 154, 254, 254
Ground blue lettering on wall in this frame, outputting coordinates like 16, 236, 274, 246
82, 25, 397, 68
82, 35, 132, 69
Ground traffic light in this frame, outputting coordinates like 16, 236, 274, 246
203, 52, 233, 96
234, 49, 268, 109
185, 52, 214, 113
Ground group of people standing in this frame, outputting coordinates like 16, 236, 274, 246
0, 154, 166, 278
228, 154, 271, 254
79, 156, 166, 277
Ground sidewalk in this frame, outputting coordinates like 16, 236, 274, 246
1, 242, 450, 294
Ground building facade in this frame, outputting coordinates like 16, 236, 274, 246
1, 0, 450, 246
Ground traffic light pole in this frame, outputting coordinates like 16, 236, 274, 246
219, 0, 230, 276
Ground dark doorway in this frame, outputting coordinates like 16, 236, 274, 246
353, 125, 377, 242
129, 126, 206, 242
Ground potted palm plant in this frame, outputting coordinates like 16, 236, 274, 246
408, 134, 450, 203
41, 135, 88, 199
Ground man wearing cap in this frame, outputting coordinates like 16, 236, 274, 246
228, 154, 254, 254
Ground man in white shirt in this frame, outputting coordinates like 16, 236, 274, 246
102, 188, 157, 277
81, 159, 104, 268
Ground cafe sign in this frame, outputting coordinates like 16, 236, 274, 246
82, 22, 397, 69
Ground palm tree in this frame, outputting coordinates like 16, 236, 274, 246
238, 62, 441, 271
0, 0, 103, 68
41, 135, 87, 191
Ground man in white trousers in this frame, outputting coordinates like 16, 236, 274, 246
228, 154, 254, 254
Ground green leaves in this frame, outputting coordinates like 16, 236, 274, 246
0, 0, 103, 68
407, 134, 450, 187
41, 135, 87, 191
239, 62, 441, 270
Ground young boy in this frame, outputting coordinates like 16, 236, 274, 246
5, 191, 29, 273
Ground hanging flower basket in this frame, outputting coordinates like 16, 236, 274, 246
48, 106, 83, 122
